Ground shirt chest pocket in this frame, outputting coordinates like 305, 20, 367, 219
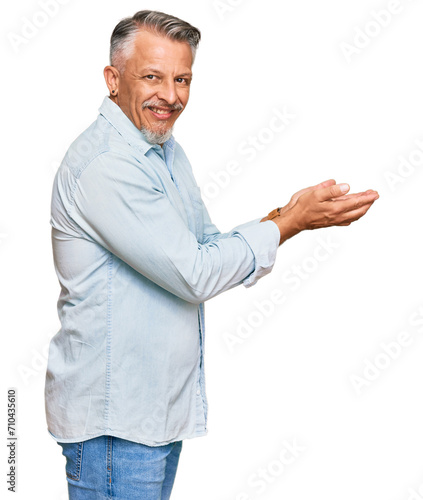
187, 186, 205, 243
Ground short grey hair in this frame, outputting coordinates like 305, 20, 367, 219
110, 10, 201, 73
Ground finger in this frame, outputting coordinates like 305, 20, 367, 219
336, 197, 378, 218
334, 190, 379, 202
338, 200, 377, 223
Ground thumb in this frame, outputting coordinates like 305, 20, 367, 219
317, 179, 337, 189
290, 179, 337, 204
316, 183, 350, 201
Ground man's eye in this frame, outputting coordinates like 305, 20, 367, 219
145, 75, 155, 80
176, 78, 189, 85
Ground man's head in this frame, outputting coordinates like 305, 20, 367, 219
104, 11, 201, 145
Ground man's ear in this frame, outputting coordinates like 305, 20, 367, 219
104, 66, 120, 97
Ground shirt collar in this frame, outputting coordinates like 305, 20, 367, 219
98, 96, 175, 155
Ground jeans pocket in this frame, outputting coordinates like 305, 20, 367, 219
58, 441, 84, 481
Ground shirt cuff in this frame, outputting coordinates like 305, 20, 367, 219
231, 220, 280, 288
231, 217, 263, 233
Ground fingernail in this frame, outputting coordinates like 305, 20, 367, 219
340, 183, 350, 193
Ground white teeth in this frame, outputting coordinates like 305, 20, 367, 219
150, 107, 170, 115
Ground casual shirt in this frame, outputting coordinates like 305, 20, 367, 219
45, 96, 280, 446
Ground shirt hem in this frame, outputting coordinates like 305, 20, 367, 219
47, 427, 208, 447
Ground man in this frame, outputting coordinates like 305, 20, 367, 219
45, 10, 378, 500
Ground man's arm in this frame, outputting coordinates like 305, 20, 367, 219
66, 151, 279, 305
198, 177, 378, 248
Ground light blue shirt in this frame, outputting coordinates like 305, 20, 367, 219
45, 96, 280, 446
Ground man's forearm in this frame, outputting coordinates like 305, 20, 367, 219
260, 210, 301, 246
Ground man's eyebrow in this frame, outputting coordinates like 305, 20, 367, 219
141, 67, 192, 78
142, 67, 164, 74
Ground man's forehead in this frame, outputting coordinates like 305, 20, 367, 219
130, 29, 193, 66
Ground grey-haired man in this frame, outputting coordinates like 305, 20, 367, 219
45, 10, 378, 499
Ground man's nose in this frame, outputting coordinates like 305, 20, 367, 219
157, 79, 177, 105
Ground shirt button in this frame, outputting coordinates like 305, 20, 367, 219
196, 389, 201, 396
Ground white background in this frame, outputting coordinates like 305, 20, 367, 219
2, 0, 423, 498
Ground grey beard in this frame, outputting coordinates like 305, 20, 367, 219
140, 125, 173, 145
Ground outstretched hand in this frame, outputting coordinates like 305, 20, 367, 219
266, 179, 379, 245
279, 179, 340, 215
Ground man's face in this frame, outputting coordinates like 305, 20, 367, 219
112, 30, 193, 143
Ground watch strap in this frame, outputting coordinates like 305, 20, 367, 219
267, 207, 282, 220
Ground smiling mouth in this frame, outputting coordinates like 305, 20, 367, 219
147, 106, 176, 119
149, 107, 172, 115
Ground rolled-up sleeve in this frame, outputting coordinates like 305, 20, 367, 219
196, 191, 280, 288
232, 220, 280, 287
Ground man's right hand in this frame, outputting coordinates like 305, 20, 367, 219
265, 180, 379, 245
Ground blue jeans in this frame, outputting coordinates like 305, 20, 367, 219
58, 436, 183, 499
